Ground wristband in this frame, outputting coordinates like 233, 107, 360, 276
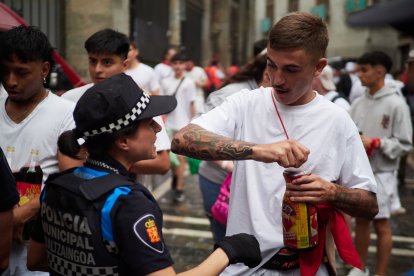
371, 138, 381, 149
367, 138, 381, 156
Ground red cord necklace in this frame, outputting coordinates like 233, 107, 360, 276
271, 88, 289, 140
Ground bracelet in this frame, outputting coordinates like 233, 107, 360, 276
371, 138, 381, 149
367, 138, 381, 156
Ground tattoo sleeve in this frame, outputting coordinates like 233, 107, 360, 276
171, 124, 255, 160
333, 185, 379, 220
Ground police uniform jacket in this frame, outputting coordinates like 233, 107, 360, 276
31, 156, 173, 276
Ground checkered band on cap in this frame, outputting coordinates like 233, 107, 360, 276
82, 92, 150, 139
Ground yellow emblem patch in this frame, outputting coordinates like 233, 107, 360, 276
145, 218, 160, 243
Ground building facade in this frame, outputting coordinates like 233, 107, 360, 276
2, 0, 412, 80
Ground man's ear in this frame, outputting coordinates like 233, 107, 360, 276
123, 58, 129, 70
314, 58, 327, 77
42, 61, 51, 80
374, 65, 387, 78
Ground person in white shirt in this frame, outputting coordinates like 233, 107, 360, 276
62, 29, 170, 181
313, 65, 350, 111
160, 52, 197, 202
154, 48, 177, 82
348, 51, 412, 276
185, 56, 208, 114
172, 12, 378, 275
126, 39, 160, 95
0, 25, 76, 276
62, 29, 130, 103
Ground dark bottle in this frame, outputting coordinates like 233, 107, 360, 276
16, 149, 43, 206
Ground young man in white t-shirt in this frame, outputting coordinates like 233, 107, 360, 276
154, 48, 177, 82
125, 39, 160, 95
185, 56, 208, 114
172, 12, 379, 276
62, 29, 171, 183
0, 25, 76, 276
161, 52, 197, 202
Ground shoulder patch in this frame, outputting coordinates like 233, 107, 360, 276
133, 214, 164, 253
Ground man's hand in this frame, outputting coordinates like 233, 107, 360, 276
360, 134, 372, 150
252, 140, 309, 167
285, 174, 378, 220
12, 208, 24, 242
284, 174, 336, 203
12, 195, 41, 241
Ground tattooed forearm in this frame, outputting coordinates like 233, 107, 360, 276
171, 124, 255, 160
333, 185, 378, 220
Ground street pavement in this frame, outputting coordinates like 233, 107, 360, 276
151, 154, 414, 275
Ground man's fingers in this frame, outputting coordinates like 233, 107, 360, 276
279, 155, 290, 167
290, 141, 309, 165
286, 150, 296, 167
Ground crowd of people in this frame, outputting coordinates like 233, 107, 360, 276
1, 10, 414, 276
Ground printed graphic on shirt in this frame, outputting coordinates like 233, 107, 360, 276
133, 214, 164, 253
381, 114, 390, 129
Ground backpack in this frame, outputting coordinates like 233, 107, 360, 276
331, 93, 349, 104
211, 172, 232, 225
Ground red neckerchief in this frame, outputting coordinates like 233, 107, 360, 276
299, 204, 362, 275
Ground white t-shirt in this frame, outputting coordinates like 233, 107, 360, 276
0, 84, 7, 100
154, 63, 174, 81
185, 66, 208, 114
0, 92, 75, 183
126, 63, 160, 93
192, 87, 377, 275
153, 116, 170, 151
323, 90, 350, 112
62, 82, 169, 152
160, 77, 197, 131
61, 83, 94, 103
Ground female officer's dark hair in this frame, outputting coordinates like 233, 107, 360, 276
222, 53, 267, 87
84, 28, 130, 60
58, 73, 177, 160
0, 25, 54, 67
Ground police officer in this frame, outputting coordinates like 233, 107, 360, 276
27, 73, 261, 276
